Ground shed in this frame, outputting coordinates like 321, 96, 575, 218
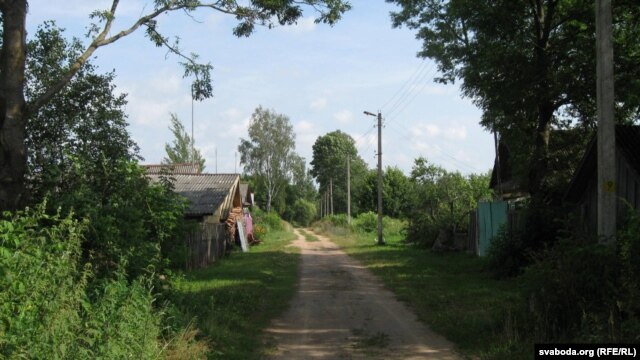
239, 183, 254, 208
146, 173, 242, 223
564, 125, 640, 236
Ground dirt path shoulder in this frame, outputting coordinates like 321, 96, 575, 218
263, 228, 460, 359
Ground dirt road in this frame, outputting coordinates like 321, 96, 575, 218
264, 228, 460, 359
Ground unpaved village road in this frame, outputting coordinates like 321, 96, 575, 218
264, 228, 460, 360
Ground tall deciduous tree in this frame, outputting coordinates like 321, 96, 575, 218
163, 113, 205, 172
388, 0, 640, 195
25, 21, 137, 203
0, 0, 351, 212
310, 130, 368, 214
238, 106, 298, 212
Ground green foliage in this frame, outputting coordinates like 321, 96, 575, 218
522, 210, 640, 342
356, 167, 411, 218
25, 21, 137, 203
353, 211, 377, 233
51, 158, 188, 278
252, 207, 284, 233
405, 157, 492, 247
311, 130, 369, 214
239, 106, 300, 213
163, 112, 206, 172
485, 226, 528, 278
0, 204, 163, 359
388, 0, 640, 194
288, 199, 317, 227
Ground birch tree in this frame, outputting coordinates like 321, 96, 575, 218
238, 106, 297, 212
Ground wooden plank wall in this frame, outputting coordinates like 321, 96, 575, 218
185, 223, 228, 270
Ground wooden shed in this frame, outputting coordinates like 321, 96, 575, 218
564, 125, 640, 237
146, 167, 244, 268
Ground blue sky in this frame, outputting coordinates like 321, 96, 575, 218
26, 1, 494, 176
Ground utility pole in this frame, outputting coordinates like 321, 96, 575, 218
235, 152, 237, 174
347, 155, 351, 224
596, 0, 616, 243
364, 110, 385, 245
330, 178, 334, 215
215, 148, 218, 174
191, 87, 195, 163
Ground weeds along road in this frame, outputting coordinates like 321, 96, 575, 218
264, 228, 460, 360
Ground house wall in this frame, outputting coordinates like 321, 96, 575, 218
577, 151, 640, 237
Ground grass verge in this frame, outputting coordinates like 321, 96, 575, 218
170, 223, 299, 359
313, 221, 530, 359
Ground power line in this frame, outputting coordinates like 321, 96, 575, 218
380, 60, 429, 111
385, 65, 438, 126
384, 62, 435, 119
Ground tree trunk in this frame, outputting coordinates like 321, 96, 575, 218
528, 103, 553, 196
0, 1, 28, 212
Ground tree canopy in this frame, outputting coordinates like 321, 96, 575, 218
163, 113, 205, 172
388, 0, 640, 195
310, 130, 368, 214
238, 106, 299, 212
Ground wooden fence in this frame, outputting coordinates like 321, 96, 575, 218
468, 202, 525, 256
184, 223, 228, 270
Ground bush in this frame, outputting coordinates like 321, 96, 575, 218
325, 213, 349, 227
353, 211, 377, 233
0, 204, 165, 359
290, 199, 317, 227
253, 207, 283, 232
486, 226, 528, 278
522, 210, 640, 342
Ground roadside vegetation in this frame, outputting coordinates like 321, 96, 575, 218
170, 215, 300, 359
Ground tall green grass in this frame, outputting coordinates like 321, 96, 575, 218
313, 216, 529, 359
170, 223, 299, 359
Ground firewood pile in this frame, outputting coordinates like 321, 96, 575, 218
225, 207, 244, 241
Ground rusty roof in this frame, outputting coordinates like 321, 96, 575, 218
147, 173, 239, 216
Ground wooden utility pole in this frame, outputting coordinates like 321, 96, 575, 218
347, 156, 351, 224
596, 0, 616, 243
330, 178, 334, 215
364, 110, 384, 245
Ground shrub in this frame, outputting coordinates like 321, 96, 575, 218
325, 213, 349, 227
0, 204, 166, 359
486, 226, 528, 278
290, 199, 317, 227
253, 207, 283, 232
353, 211, 377, 233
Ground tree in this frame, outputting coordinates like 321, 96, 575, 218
238, 106, 298, 212
388, 0, 640, 195
25, 21, 137, 203
0, 0, 351, 212
310, 130, 368, 214
163, 113, 205, 172
405, 157, 492, 246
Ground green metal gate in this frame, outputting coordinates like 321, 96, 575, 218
476, 201, 508, 256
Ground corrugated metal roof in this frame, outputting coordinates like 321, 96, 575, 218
147, 173, 239, 216
142, 163, 200, 174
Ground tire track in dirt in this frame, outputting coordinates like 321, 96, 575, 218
264, 228, 460, 359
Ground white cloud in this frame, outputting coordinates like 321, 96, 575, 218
310, 97, 328, 110
444, 125, 468, 140
412, 123, 440, 138
295, 120, 320, 152
333, 110, 354, 124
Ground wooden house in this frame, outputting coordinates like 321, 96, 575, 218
564, 125, 640, 237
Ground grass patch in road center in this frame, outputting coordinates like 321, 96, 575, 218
313, 221, 529, 359
298, 228, 319, 242
170, 225, 299, 360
